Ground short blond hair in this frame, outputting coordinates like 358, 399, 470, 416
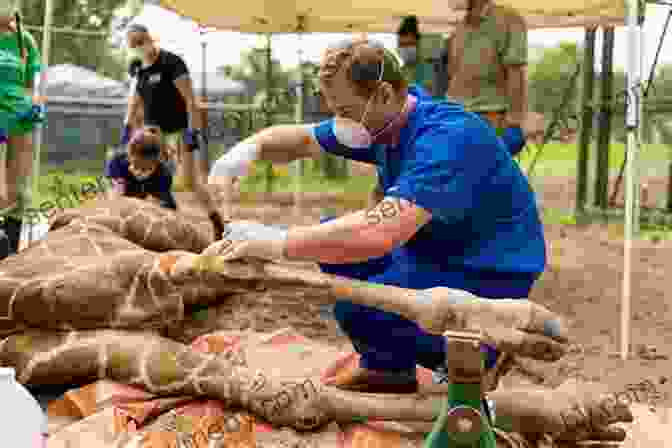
319, 37, 407, 98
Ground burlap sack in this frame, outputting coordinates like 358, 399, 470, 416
48, 197, 213, 253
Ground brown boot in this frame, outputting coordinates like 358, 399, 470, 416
324, 365, 418, 394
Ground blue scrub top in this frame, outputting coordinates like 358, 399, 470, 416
311, 99, 546, 296
407, 84, 434, 103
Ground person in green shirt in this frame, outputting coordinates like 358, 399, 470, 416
0, 2, 43, 255
396, 16, 436, 99
445, 0, 527, 141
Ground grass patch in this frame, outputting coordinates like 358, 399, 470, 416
515, 142, 671, 178
542, 207, 577, 226
33, 165, 105, 207
239, 165, 376, 197
28, 142, 672, 243
542, 205, 672, 241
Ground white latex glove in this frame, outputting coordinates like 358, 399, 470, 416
203, 220, 289, 262
208, 141, 260, 183
208, 141, 260, 218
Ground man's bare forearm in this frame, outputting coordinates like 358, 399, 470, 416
126, 99, 143, 129
193, 181, 218, 214
285, 197, 429, 264
185, 97, 203, 130
285, 211, 391, 263
506, 65, 528, 126
174, 77, 203, 130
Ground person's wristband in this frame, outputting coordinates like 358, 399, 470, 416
209, 212, 226, 240
184, 128, 202, 152
121, 125, 131, 145
222, 221, 288, 243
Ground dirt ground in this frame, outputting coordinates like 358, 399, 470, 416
179, 174, 672, 411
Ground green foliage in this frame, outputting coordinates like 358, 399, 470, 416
20, 0, 129, 80
647, 64, 672, 100
528, 43, 672, 150
223, 39, 295, 118
528, 43, 582, 119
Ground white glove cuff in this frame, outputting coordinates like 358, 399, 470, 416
209, 142, 260, 179
223, 221, 288, 243
223, 221, 289, 261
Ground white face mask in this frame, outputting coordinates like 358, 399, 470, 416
331, 61, 384, 149
126, 47, 145, 64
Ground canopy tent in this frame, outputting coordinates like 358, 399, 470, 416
155, 0, 627, 32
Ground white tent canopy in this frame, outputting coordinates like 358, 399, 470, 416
154, 0, 626, 33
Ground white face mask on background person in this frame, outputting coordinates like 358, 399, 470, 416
126, 47, 145, 63
398, 46, 418, 65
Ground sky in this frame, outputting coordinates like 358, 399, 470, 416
132, 3, 672, 77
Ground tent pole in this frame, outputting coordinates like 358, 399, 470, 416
292, 17, 306, 216
32, 0, 54, 196
634, 6, 646, 234
622, 0, 643, 361
576, 27, 596, 218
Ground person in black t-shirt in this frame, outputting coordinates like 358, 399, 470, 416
121, 23, 225, 238
105, 126, 177, 210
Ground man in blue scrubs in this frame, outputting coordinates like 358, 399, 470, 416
207, 37, 546, 393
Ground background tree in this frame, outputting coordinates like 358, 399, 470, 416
528, 42, 582, 129
220, 44, 294, 117
20, 0, 138, 80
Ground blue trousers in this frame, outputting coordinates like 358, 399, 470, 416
317, 216, 537, 373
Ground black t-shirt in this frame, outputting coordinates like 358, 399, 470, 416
135, 49, 189, 133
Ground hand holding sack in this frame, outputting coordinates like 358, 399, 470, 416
203, 220, 288, 262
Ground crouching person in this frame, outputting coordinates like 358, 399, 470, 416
105, 126, 177, 210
